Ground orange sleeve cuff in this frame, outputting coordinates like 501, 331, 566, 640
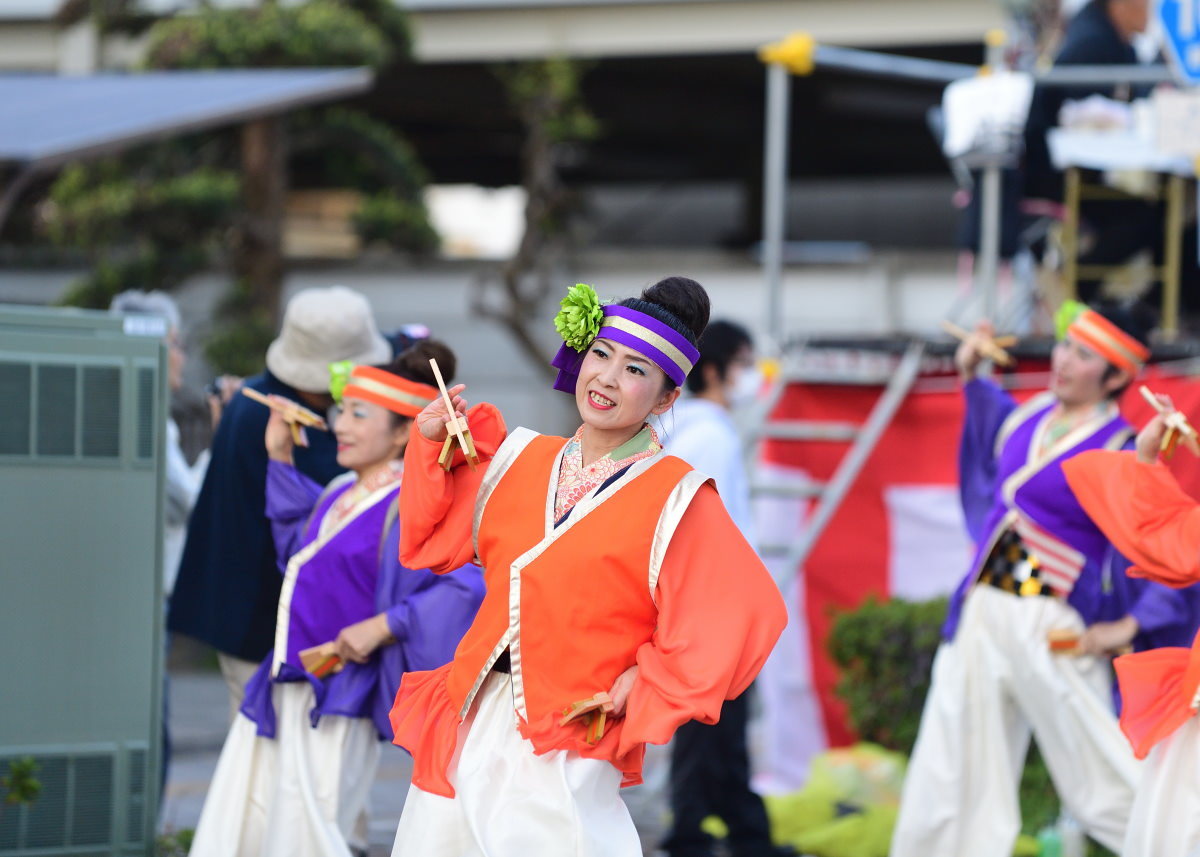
1064, 450, 1200, 587
398, 402, 507, 573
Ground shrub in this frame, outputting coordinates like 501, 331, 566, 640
827, 594, 1116, 852
2, 758, 40, 807
354, 191, 438, 252
827, 595, 946, 756
155, 828, 194, 857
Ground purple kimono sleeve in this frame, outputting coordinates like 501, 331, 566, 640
959, 378, 1018, 543
1127, 574, 1200, 649
371, 522, 486, 739
265, 460, 323, 573
1094, 544, 1200, 650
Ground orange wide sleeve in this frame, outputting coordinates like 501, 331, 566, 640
618, 484, 787, 756
398, 402, 506, 574
1063, 450, 1200, 587
1113, 641, 1200, 759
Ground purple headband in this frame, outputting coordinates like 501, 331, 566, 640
551, 304, 700, 394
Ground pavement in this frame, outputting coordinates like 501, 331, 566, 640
159, 668, 674, 856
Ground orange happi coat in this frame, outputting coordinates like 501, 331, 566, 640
389, 404, 787, 798
1065, 450, 1200, 757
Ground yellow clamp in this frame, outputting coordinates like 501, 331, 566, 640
978, 28, 1007, 76
758, 356, 782, 383
759, 32, 817, 76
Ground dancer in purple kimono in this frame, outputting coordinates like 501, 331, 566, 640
891, 307, 1199, 857
189, 341, 485, 857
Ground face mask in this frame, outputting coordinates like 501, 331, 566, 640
727, 366, 763, 409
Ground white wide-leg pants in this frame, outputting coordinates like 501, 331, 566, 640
391, 672, 642, 857
1124, 713, 1200, 857
218, 652, 261, 723
889, 585, 1140, 857
190, 681, 380, 857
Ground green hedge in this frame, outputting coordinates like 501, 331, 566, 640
827, 595, 945, 756
827, 595, 1114, 854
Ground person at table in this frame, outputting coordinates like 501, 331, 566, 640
1021, 0, 1200, 310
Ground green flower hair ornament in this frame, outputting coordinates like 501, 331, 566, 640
328, 360, 354, 404
1054, 299, 1088, 340
554, 283, 606, 351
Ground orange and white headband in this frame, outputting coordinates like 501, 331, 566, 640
342, 365, 437, 418
1066, 309, 1150, 376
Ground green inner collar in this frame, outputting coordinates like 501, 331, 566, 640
608, 424, 657, 461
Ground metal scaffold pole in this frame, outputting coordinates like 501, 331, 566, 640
762, 61, 791, 353
779, 340, 927, 579
976, 30, 1010, 323
978, 165, 1002, 320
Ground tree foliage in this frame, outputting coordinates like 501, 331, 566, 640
143, 0, 392, 70
45, 0, 434, 373
471, 58, 599, 378
42, 147, 238, 308
45, 162, 238, 251
494, 57, 600, 146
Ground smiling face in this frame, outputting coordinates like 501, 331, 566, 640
333, 396, 410, 473
1050, 334, 1129, 407
575, 337, 680, 434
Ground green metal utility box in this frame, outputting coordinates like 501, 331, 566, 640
0, 305, 166, 855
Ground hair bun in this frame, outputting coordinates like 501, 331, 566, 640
620, 276, 710, 345
386, 338, 457, 387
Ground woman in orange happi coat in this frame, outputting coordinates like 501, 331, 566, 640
387, 277, 787, 857
1064, 397, 1200, 857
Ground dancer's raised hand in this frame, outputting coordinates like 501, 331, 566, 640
955, 320, 995, 381
415, 383, 469, 443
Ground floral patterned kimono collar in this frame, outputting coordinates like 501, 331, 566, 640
554, 423, 662, 521
322, 459, 403, 534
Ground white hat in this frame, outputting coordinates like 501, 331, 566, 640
266, 286, 390, 393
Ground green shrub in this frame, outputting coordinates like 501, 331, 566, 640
827, 595, 946, 756
2, 757, 40, 807
354, 191, 438, 252
156, 828, 194, 857
827, 595, 1116, 852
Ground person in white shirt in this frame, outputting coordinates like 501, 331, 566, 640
110, 290, 232, 593
110, 289, 236, 798
659, 320, 788, 857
